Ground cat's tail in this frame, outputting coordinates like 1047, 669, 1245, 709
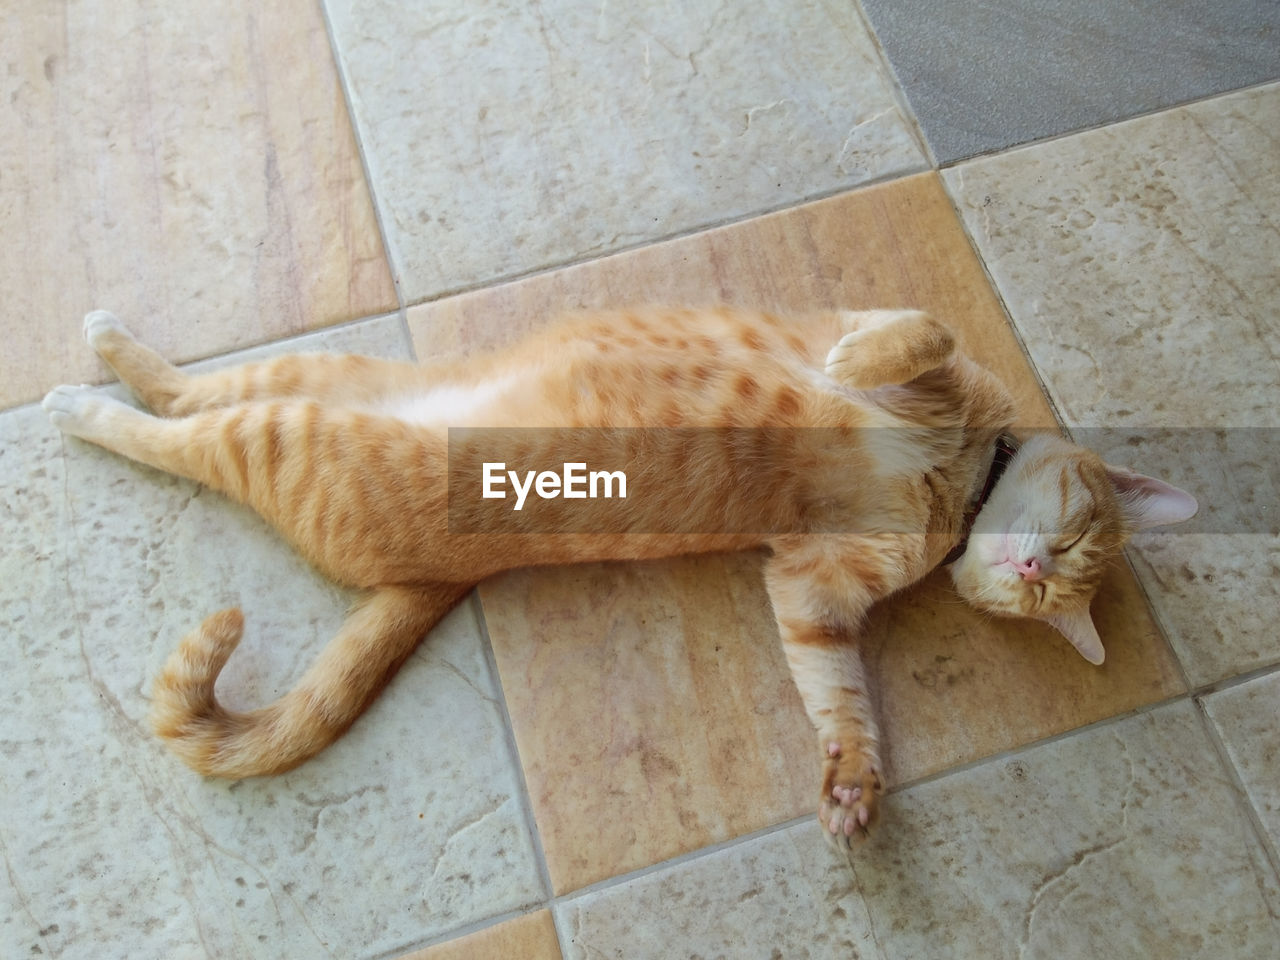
149, 582, 471, 779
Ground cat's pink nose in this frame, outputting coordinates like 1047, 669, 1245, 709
1012, 557, 1042, 581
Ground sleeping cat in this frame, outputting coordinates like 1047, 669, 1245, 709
42, 306, 1196, 848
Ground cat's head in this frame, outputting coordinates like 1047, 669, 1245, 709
950, 434, 1197, 664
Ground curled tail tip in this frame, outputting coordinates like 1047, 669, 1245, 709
158, 608, 244, 683
205, 607, 245, 645
149, 608, 245, 761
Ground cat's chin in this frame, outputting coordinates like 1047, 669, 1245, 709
948, 552, 1030, 618
948, 554, 1108, 665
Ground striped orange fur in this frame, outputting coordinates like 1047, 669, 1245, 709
43, 307, 1196, 847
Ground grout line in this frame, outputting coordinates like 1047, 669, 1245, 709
934, 168, 1070, 433
885, 691, 1192, 797
377, 810, 816, 958
1102, 546, 1194, 695
369, 905, 538, 960
371, 592, 565, 959
392, 165, 932, 313
1190, 693, 1280, 889
1190, 658, 1280, 699
549, 812, 814, 907
369, 914, 508, 960
847, 0, 936, 169
315, 0, 414, 358
468, 592, 562, 940
884, 657, 1278, 803
174, 310, 410, 371
936, 76, 1280, 169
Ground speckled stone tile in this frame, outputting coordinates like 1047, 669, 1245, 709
0, 318, 543, 960
943, 84, 1280, 684
323, 0, 925, 304
1203, 671, 1280, 855
557, 820, 880, 959
398, 911, 562, 960
419, 176, 1185, 895
0, 0, 396, 410
861, 0, 1280, 162
556, 701, 1280, 959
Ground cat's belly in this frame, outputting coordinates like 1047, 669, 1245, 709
382, 375, 525, 427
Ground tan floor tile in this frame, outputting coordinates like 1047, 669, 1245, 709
480, 553, 813, 893
1, 0, 396, 410
399, 911, 561, 960
867, 560, 1182, 783
943, 83, 1280, 684
413, 175, 1185, 893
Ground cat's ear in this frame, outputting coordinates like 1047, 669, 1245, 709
1043, 607, 1105, 665
1105, 466, 1198, 531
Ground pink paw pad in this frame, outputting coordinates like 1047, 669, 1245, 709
831, 785, 862, 807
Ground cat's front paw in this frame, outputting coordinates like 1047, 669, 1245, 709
819, 739, 883, 849
42, 384, 116, 440
83, 310, 134, 351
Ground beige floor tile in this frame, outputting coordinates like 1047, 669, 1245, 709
558, 701, 1280, 959
943, 83, 1280, 684
413, 176, 1185, 893
0, 320, 542, 959
480, 553, 814, 893
0, 0, 396, 411
1203, 671, 1280, 854
324, 0, 925, 304
398, 911, 561, 960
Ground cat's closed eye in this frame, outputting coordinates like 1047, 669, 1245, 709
1050, 526, 1089, 555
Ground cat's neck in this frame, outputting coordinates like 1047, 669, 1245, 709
942, 433, 1021, 565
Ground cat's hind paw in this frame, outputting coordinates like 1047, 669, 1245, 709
83, 310, 134, 351
42, 383, 122, 441
819, 740, 883, 850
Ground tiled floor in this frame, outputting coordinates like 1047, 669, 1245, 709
1, 2, 1276, 958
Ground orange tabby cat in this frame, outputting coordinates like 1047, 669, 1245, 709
43, 307, 1196, 847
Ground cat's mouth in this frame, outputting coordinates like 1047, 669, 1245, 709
996, 555, 1046, 582
989, 533, 1050, 582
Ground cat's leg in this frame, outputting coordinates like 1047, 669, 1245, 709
825, 310, 954, 390
765, 543, 892, 848
82, 310, 429, 416
779, 622, 883, 847
83, 311, 192, 414
42, 385, 446, 584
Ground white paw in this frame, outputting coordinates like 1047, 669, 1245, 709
823, 329, 868, 371
42, 384, 111, 438
83, 310, 132, 349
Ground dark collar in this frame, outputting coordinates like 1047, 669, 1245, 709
941, 433, 1020, 566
